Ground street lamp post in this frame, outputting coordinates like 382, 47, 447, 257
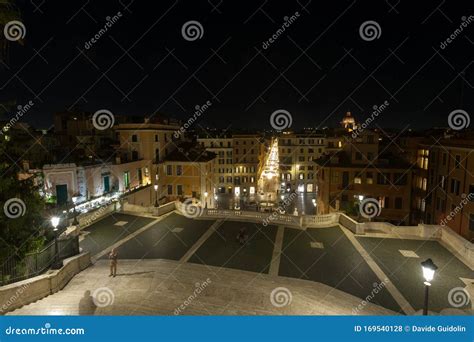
72, 196, 79, 226
51, 216, 61, 269
154, 184, 159, 207
421, 258, 438, 315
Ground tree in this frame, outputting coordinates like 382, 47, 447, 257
0, 132, 46, 260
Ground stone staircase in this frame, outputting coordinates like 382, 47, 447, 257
8, 259, 396, 316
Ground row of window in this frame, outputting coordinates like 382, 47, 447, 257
280, 165, 315, 172
420, 149, 463, 170
166, 165, 183, 176
234, 149, 256, 154
166, 184, 184, 196
130, 133, 171, 143
326, 171, 408, 186
279, 148, 324, 154
280, 156, 319, 163
280, 138, 325, 145
200, 140, 258, 148
218, 151, 232, 157
217, 176, 256, 184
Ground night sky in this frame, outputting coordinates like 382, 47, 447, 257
1, 0, 473, 130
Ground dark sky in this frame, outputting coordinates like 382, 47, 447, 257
1, 0, 473, 130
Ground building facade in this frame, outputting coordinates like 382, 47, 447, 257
315, 131, 412, 225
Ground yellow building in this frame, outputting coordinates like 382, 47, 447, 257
197, 133, 266, 196
157, 143, 216, 208
115, 117, 183, 182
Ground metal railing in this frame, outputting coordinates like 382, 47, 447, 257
0, 236, 79, 286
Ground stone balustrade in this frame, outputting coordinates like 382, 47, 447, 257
0, 252, 91, 314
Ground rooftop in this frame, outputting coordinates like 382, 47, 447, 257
163, 142, 216, 162
314, 151, 412, 169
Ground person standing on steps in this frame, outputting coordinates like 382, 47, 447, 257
109, 248, 118, 277
236, 227, 249, 245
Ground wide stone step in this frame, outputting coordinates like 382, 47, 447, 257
8, 259, 396, 316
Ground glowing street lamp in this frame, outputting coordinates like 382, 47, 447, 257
204, 191, 208, 208
421, 258, 438, 315
154, 184, 159, 207
51, 216, 61, 269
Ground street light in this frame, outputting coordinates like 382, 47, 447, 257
72, 195, 79, 226
421, 258, 438, 315
51, 216, 61, 269
204, 191, 208, 208
154, 184, 159, 207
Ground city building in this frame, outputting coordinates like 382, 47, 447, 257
114, 116, 183, 183
157, 142, 216, 208
53, 111, 118, 160
314, 130, 413, 224
198, 132, 266, 196
340, 111, 357, 131
197, 134, 234, 194
412, 133, 474, 241
232, 133, 265, 197
42, 159, 151, 206
278, 131, 326, 194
